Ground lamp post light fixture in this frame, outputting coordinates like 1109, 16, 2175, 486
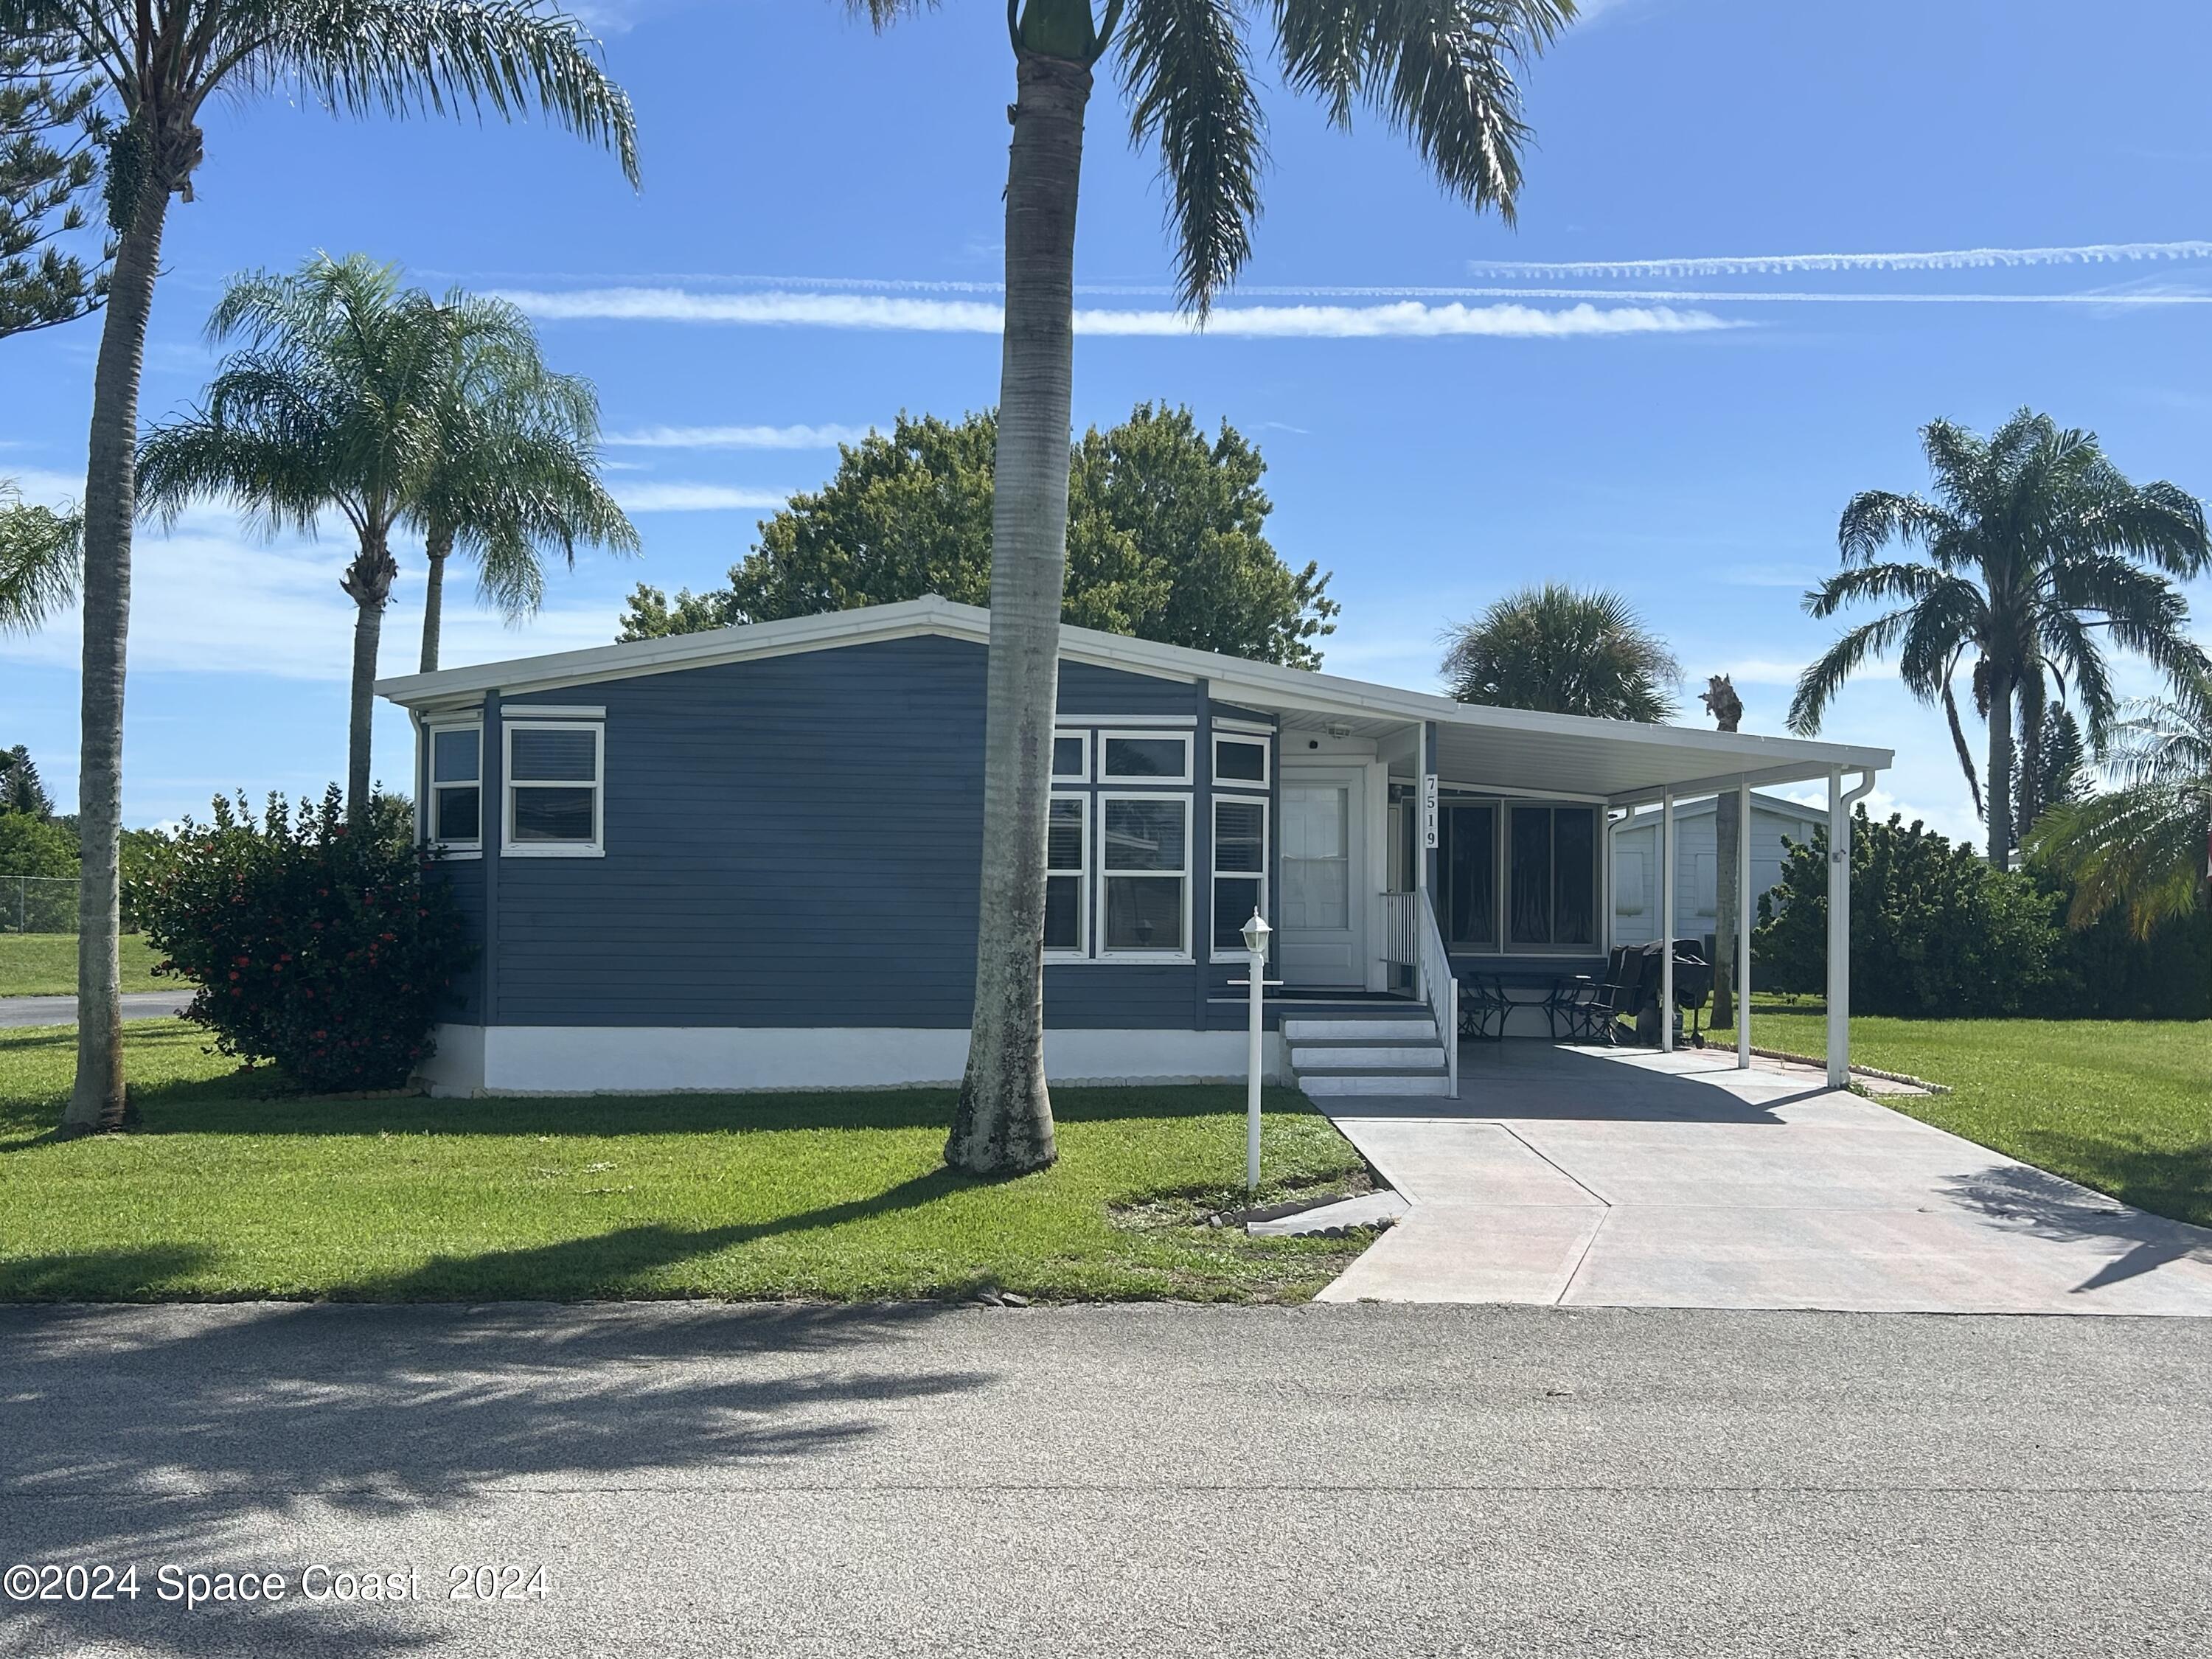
1239, 909, 1273, 1196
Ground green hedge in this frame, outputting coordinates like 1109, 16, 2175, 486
1755, 807, 2209, 1020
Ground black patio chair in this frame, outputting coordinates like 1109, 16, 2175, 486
1558, 947, 1644, 1044
1456, 971, 1511, 1042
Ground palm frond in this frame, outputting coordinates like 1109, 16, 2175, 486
1118, 0, 1265, 312
1787, 606, 1913, 734
0, 479, 83, 633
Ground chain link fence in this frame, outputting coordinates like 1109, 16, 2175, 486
1, 875, 78, 934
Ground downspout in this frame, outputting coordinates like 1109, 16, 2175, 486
1826, 767, 1878, 1088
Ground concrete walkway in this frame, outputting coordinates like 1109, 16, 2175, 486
0, 991, 190, 1029
1318, 1043, 2212, 1315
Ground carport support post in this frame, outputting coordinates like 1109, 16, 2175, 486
1826, 767, 1849, 1088
1659, 787, 1675, 1052
1737, 779, 1753, 1070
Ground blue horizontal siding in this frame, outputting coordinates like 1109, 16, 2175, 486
479, 634, 1225, 1029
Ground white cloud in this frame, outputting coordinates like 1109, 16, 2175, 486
496, 286, 1738, 340
1, 466, 83, 506
608, 481, 790, 512
605, 422, 869, 451
6, 526, 618, 684
1466, 239, 2212, 279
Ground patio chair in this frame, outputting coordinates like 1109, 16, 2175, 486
1456, 971, 1511, 1042
1558, 947, 1644, 1044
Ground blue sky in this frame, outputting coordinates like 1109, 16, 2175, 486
4, 0, 2211, 839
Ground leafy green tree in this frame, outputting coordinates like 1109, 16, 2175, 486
849, 0, 1573, 1174
0, 476, 80, 632
0, 742, 54, 816
0, 0, 636, 1140
0, 40, 106, 338
1789, 410, 2209, 869
412, 291, 637, 672
1441, 583, 1680, 721
620, 405, 1335, 666
2017, 703, 2087, 839
2028, 673, 2211, 939
1754, 807, 2063, 1017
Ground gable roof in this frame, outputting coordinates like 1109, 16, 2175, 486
1618, 789, 1832, 828
375, 596, 1889, 804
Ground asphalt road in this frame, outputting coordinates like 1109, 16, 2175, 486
1, 1301, 2206, 1658
0, 992, 189, 1029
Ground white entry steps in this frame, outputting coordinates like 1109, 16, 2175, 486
1284, 1010, 1453, 1098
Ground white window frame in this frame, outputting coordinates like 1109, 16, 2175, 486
1043, 792, 1091, 961
422, 717, 484, 858
1211, 733, 1270, 790
1051, 729, 1091, 784
1208, 794, 1269, 959
1098, 729, 1194, 787
1096, 791, 1192, 961
502, 719, 605, 858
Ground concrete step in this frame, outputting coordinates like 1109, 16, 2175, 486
1299, 1073, 1455, 1097
1281, 1017, 1439, 1043
1290, 1045, 1447, 1071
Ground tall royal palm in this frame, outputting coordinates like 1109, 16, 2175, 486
411, 291, 638, 673
0, 1, 637, 1138
1789, 410, 2208, 870
853, 0, 1576, 1175
139, 255, 448, 820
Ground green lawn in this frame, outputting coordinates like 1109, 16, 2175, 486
0, 1023, 1374, 1304
0, 933, 166, 997
1714, 1008, 2212, 1228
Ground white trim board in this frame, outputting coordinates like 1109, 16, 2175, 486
414, 1025, 1290, 1096
375, 597, 1889, 793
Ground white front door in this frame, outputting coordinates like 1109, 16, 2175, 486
1280, 767, 1368, 987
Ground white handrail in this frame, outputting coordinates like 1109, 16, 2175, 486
1415, 888, 1458, 1097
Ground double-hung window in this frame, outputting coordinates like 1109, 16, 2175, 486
504, 720, 604, 855
1045, 795, 1089, 956
426, 723, 482, 852
1210, 796, 1267, 953
1099, 794, 1189, 957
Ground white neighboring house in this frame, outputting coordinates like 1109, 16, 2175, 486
1610, 790, 1828, 947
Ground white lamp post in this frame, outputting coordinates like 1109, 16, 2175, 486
1240, 909, 1273, 1196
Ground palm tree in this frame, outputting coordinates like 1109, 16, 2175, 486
1441, 584, 1680, 721
2027, 673, 2211, 939
411, 291, 638, 674
852, 0, 1576, 1174
139, 254, 445, 824
0, 1, 636, 1140
0, 478, 80, 632
1789, 410, 2209, 870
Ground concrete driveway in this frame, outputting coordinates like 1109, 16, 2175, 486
1318, 1043, 2212, 1315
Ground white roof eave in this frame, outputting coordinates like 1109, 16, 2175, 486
375, 595, 1891, 791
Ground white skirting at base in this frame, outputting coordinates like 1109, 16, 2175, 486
414, 1024, 1288, 1097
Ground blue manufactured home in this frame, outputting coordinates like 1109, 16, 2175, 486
375, 598, 1889, 1097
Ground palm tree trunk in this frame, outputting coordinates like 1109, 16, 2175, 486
61, 181, 171, 1138
341, 532, 399, 825
420, 526, 453, 673
947, 52, 1092, 1176
1986, 670, 2016, 870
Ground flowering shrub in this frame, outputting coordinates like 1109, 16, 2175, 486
133, 787, 473, 1091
